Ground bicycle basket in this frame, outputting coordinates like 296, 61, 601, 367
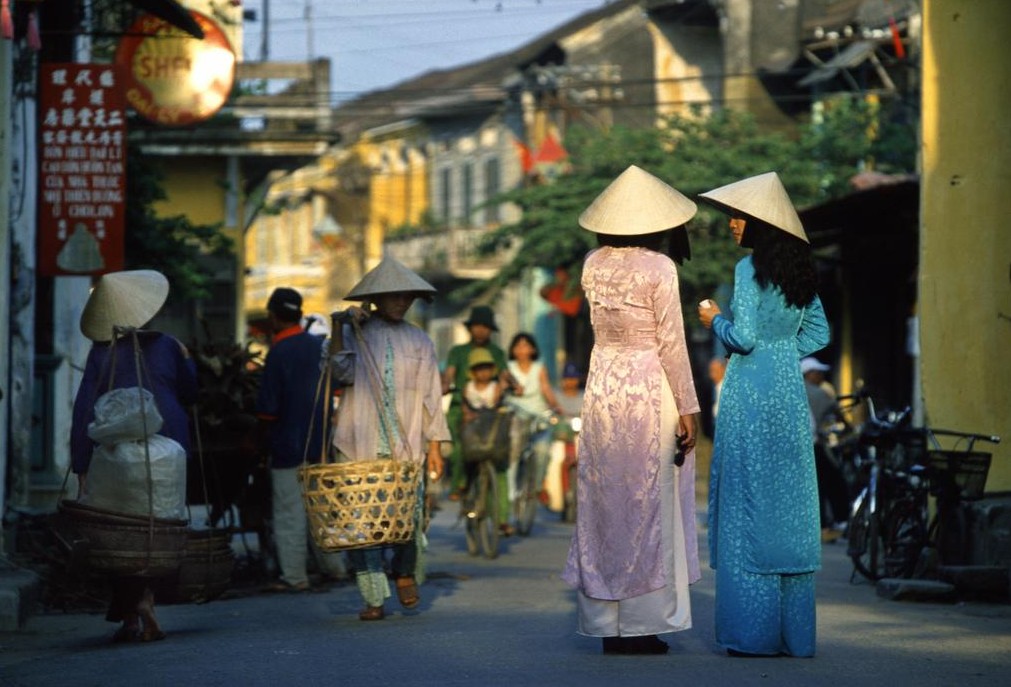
461, 408, 512, 469
926, 450, 992, 501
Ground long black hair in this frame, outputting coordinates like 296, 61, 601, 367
596, 226, 691, 265
507, 331, 540, 361
743, 220, 818, 308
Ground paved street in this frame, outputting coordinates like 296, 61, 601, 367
2, 476, 1011, 686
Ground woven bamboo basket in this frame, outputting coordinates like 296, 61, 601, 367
57, 500, 188, 577
298, 459, 420, 551
171, 528, 235, 604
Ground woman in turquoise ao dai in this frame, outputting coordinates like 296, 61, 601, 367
698, 172, 830, 657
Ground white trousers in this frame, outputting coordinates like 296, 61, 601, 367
575, 377, 692, 637
271, 467, 347, 586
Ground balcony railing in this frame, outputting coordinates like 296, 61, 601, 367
386, 224, 516, 281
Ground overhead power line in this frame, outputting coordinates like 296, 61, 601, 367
235, 64, 914, 109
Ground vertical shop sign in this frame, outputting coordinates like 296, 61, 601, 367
38, 63, 126, 276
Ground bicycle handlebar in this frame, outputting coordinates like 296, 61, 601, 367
926, 428, 1001, 450
928, 428, 1000, 443
835, 388, 871, 403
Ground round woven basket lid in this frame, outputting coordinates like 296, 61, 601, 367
578, 165, 696, 235
698, 171, 808, 243
80, 270, 170, 341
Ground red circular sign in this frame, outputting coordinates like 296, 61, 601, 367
115, 11, 236, 126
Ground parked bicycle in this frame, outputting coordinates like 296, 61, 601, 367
845, 394, 925, 581
845, 392, 1001, 582
922, 429, 1000, 570
816, 391, 868, 504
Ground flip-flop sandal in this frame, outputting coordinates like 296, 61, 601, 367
395, 576, 420, 609
140, 629, 167, 642
265, 580, 310, 593
112, 626, 142, 643
358, 606, 385, 621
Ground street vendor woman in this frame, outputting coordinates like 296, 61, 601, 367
329, 256, 451, 621
70, 269, 197, 643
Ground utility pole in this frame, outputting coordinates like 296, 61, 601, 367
0, 25, 11, 556
260, 0, 270, 61
305, 0, 314, 60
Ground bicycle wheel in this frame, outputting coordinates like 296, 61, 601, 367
563, 462, 578, 523
931, 499, 970, 566
463, 484, 480, 557
847, 491, 885, 581
881, 498, 927, 579
515, 451, 539, 536
477, 462, 500, 559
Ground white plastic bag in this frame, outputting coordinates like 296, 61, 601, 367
80, 434, 187, 520
87, 387, 164, 445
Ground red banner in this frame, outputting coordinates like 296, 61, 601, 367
38, 63, 127, 276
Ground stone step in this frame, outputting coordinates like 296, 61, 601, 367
876, 577, 956, 602
0, 567, 41, 631
938, 565, 1010, 601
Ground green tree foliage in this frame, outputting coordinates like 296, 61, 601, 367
473, 97, 915, 307
124, 148, 232, 300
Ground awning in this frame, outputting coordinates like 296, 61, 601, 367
125, 0, 204, 39
800, 175, 918, 250
797, 40, 878, 87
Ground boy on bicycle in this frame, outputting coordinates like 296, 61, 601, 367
459, 348, 511, 531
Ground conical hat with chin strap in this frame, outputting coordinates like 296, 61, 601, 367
345, 255, 437, 302
578, 165, 696, 235
698, 171, 808, 243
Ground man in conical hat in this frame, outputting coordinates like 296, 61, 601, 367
329, 256, 450, 621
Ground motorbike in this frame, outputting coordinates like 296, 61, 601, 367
544, 415, 580, 522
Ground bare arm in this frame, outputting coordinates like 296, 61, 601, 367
426, 440, 445, 480
538, 365, 562, 413
678, 413, 700, 450
442, 365, 457, 395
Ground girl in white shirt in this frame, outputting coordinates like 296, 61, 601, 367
502, 333, 562, 534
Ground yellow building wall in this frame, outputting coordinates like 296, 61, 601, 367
358, 133, 430, 273
156, 157, 229, 229
243, 164, 334, 321
920, 0, 1011, 490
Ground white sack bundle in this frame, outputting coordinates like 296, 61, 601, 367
80, 434, 187, 521
88, 387, 164, 445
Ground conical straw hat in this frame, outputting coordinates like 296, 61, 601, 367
578, 165, 696, 235
698, 171, 808, 243
345, 255, 437, 302
80, 270, 170, 341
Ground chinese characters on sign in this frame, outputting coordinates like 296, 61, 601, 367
38, 63, 126, 276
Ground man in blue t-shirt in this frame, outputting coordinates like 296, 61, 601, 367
256, 287, 345, 591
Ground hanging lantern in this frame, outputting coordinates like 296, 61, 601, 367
27, 7, 41, 51
1, 0, 13, 41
